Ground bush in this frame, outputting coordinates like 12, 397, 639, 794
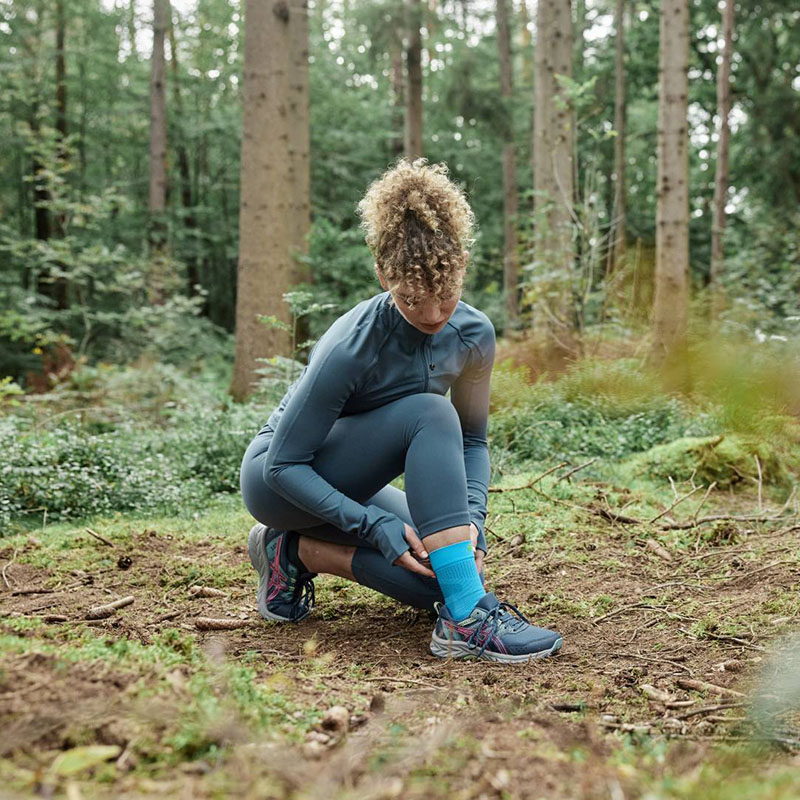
0, 400, 269, 531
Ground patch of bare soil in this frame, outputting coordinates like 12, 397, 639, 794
1, 514, 799, 798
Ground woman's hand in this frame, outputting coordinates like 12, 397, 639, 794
393, 523, 436, 578
470, 522, 485, 575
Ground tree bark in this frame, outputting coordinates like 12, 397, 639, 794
532, 0, 575, 353
496, 0, 519, 324
607, 0, 627, 275
405, 0, 423, 159
651, 0, 690, 361
710, 0, 734, 316
519, 0, 532, 87
128, 0, 138, 59
167, 4, 201, 299
230, 0, 304, 401
287, 0, 311, 286
148, 0, 168, 249
391, 41, 405, 158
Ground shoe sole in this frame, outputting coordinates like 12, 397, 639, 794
247, 523, 303, 623
429, 632, 563, 662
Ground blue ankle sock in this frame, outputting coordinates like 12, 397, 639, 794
428, 540, 486, 621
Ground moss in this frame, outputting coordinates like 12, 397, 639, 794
623, 433, 797, 490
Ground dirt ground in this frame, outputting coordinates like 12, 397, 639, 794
1, 482, 799, 799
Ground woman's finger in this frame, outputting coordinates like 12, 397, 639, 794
404, 524, 429, 561
394, 551, 436, 578
475, 549, 485, 575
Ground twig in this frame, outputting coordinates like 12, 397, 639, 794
672, 702, 746, 720
194, 617, 249, 631
648, 485, 704, 524
754, 455, 763, 512
723, 559, 798, 586
2, 549, 19, 589
677, 678, 745, 698
85, 595, 135, 620
554, 458, 597, 485
692, 482, 717, 525
668, 476, 679, 501
645, 538, 673, 562
489, 462, 568, 493
85, 527, 115, 547
188, 586, 228, 598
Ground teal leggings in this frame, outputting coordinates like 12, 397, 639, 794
240, 393, 479, 611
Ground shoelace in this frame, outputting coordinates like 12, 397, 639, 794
466, 601, 531, 657
291, 574, 315, 620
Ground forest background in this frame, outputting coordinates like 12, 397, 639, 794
1, 0, 800, 797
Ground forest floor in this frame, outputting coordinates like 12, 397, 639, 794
2, 472, 800, 799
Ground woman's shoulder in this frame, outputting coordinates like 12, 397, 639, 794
448, 300, 496, 354
308, 292, 393, 367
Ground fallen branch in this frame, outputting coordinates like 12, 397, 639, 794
644, 538, 673, 563
194, 617, 249, 631
85, 595, 134, 620
489, 462, 568, 493
676, 678, 745, 699
2, 549, 19, 589
188, 585, 228, 598
85, 527, 115, 547
672, 702, 745, 720
554, 458, 597, 485
648, 485, 704, 525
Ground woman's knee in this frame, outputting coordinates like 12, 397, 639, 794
401, 392, 462, 434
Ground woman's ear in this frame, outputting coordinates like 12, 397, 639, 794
375, 264, 388, 290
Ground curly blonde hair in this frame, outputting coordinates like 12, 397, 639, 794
357, 159, 475, 308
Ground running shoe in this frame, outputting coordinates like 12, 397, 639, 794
430, 592, 562, 662
247, 523, 316, 622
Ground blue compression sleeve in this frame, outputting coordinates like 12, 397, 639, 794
428, 540, 486, 621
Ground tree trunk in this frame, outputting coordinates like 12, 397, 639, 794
405, 0, 423, 159
651, 0, 690, 361
710, 0, 734, 316
128, 0, 138, 59
230, 0, 303, 401
148, 0, 168, 250
167, 3, 201, 300
607, 0, 627, 275
496, 0, 519, 325
532, 0, 575, 353
51, 0, 69, 308
519, 0, 532, 87
287, 0, 311, 286
391, 41, 405, 158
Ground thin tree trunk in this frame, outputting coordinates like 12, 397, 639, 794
651, 0, 690, 361
148, 0, 168, 250
128, 0, 138, 59
607, 0, 627, 275
496, 0, 518, 324
167, 3, 201, 299
51, 0, 69, 308
533, 0, 575, 353
519, 0, 532, 87
710, 0, 734, 316
230, 0, 298, 400
391, 41, 405, 158
287, 0, 311, 285
405, 0, 423, 159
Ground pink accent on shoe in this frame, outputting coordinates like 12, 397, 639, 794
266, 535, 288, 602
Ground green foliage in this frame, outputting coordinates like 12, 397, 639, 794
625, 433, 796, 490
488, 358, 713, 467
0, 397, 265, 530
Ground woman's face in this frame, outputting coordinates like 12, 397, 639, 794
377, 263, 466, 335
392, 286, 461, 334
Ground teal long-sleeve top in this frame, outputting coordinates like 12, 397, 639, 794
259, 290, 496, 564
